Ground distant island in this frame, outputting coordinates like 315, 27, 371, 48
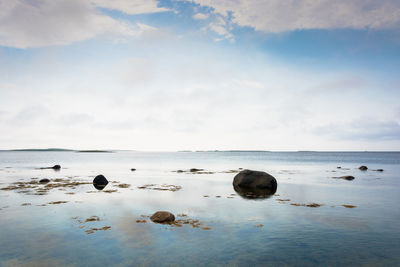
8, 148, 74, 152
0, 148, 113, 153
76, 150, 113, 153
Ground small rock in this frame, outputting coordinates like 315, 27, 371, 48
39, 178, 50, 184
150, 211, 175, 223
333, 176, 355, 181
190, 168, 204, 172
130, 168, 136, 171
52, 165, 61, 170
359, 166, 368, 171
373, 169, 384, 172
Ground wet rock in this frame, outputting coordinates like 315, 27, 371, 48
93, 175, 108, 190
52, 165, 61, 170
131, 168, 136, 171
39, 165, 61, 170
342, 204, 357, 208
150, 211, 175, 223
39, 178, 50, 184
117, 183, 131, 188
333, 176, 355, 181
233, 169, 277, 190
341, 176, 355, 180
359, 165, 368, 171
190, 168, 204, 172
290, 203, 322, 208
372, 169, 384, 172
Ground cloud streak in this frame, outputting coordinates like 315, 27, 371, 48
188, 0, 400, 33
0, 0, 166, 48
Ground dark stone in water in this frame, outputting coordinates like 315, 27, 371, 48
190, 168, 204, 172
233, 170, 277, 199
39, 165, 61, 170
233, 169, 277, 190
131, 168, 136, 171
359, 165, 368, 171
93, 175, 108, 190
373, 169, 384, 172
150, 211, 175, 223
39, 178, 50, 184
337, 176, 355, 181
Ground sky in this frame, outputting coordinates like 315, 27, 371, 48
1, 0, 400, 151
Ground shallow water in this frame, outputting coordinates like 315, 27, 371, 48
0, 151, 399, 266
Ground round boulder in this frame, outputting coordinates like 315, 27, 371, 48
233, 169, 277, 190
233, 170, 277, 199
39, 178, 50, 184
150, 211, 175, 223
93, 174, 108, 190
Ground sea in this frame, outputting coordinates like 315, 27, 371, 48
0, 151, 399, 266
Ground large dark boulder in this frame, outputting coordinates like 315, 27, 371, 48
233, 170, 277, 199
150, 211, 175, 223
233, 170, 277, 190
359, 165, 368, 171
93, 175, 108, 190
39, 178, 50, 184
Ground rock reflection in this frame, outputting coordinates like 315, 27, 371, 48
93, 183, 107, 190
233, 184, 276, 200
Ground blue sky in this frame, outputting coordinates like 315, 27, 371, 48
0, 0, 400, 151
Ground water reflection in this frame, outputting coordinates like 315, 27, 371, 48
93, 183, 107, 190
233, 184, 277, 199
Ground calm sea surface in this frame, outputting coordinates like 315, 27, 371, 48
0, 151, 399, 266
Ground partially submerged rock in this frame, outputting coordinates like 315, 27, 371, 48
130, 168, 136, 171
233, 169, 277, 199
333, 176, 355, 181
137, 184, 181, 192
93, 175, 108, 190
150, 211, 175, 223
39, 165, 61, 170
117, 183, 131, 188
372, 169, 384, 172
359, 165, 368, 171
190, 168, 204, 172
290, 203, 322, 208
233, 169, 277, 190
39, 178, 50, 184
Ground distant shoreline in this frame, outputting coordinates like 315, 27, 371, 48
0, 149, 399, 153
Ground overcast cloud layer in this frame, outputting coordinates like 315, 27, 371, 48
0, 0, 399, 150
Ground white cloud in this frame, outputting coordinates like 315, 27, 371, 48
192, 13, 209, 20
91, 0, 169, 15
202, 15, 234, 41
188, 0, 400, 33
0, 0, 166, 48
